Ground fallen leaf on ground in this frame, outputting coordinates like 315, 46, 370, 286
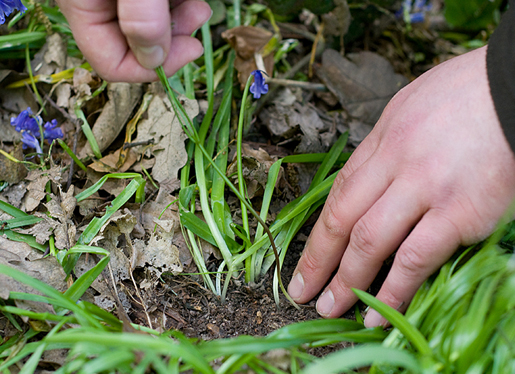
0, 143, 27, 184
17, 212, 58, 245
133, 94, 197, 184
88, 148, 138, 173
222, 26, 275, 87
316, 49, 409, 125
0, 237, 67, 320
76, 209, 136, 308
0, 181, 28, 209
227, 143, 280, 199
259, 88, 332, 154
31, 33, 67, 76
79, 83, 143, 157
24, 166, 63, 212
133, 220, 182, 278
85, 169, 131, 197
44, 186, 77, 249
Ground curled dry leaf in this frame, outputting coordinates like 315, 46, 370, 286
88, 148, 138, 173
17, 212, 58, 245
227, 143, 280, 199
24, 166, 63, 212
31, 33, 67, 77
45, 185, 77, 249
79, 83, 143, 157
132, 218, 182, 277
133, 95, 197, 184
222, 26, 275, 87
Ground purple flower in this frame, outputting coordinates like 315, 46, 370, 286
250, 70, 269, 99
396, 0, 432, 24
0, 0, 27, 24
43, 119, 63, 143
21, 132, 42, 154
11, 108, 63, 153
10, 107, 39, 135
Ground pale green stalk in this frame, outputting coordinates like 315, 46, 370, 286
195, 146, 234, 301
156, 66, 299, 308
233, 0, 241, 27
74, 80, 107, 159
237, 75, 254, 281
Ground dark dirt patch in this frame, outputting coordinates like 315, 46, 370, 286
122, 222, 387, 345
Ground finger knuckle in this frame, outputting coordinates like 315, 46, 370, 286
396, 245, 426, 276
348, 220, 378, 258
300, 250, 324, 276
333, 269, 354, 292
322, 199, 348, 239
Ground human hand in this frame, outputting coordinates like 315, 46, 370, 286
56, 0, 212, 82
288, 46, 515, 327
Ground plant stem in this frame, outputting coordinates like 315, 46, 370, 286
237, 75, 253, 281
156, 66, 299, 309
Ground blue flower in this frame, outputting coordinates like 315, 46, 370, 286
396, 0, 432, 24
43, 119, 63, 143
21, 132, 42, 154
250, 70, 269, 99
10, 107, 39, 135
0, 0, 27, 24
11, 108, 63, 153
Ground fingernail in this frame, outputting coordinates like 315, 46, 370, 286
364, 308, 384, 328
316, 289, 334, 316
133, 45, 165, 70
288, 272, 304, 300
194, 44, 204, 60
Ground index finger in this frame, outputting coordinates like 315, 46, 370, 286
287, 135, 387, 304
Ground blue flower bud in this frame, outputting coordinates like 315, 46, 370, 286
43, 119, 64, 143
21, 132, 42, 154
250, 70, 269, 99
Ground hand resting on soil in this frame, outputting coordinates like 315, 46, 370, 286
288, 46, 515, 327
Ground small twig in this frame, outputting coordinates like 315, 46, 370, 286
266, 78, 327, 91
123, 139, 154, 149
255, 40, 326, 114
309, 21, 325, 78
43, 93, 84, 191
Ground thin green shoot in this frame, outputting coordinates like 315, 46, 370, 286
155, 66, 299, 309
237, 74, 254, 281
57, 138, 87, 172
74, 80, 108, 159
141, 165, 158, 189
24, 34, 44, 112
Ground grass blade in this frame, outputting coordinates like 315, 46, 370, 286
301, 344, 421, 374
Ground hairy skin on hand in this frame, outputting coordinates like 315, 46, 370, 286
288, 46, 515, 327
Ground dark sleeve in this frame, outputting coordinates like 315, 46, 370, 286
487, 2, 515, 152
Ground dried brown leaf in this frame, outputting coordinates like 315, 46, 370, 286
0, 237, 67, 319
79, 83, 143, 157
88, 148, 138, 173
222, 26, 275, 87
133, 95, 196, 183
0, 143, 27, 184
316, 49, 409, 125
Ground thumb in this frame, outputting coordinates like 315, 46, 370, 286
118, 0, 171, 69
